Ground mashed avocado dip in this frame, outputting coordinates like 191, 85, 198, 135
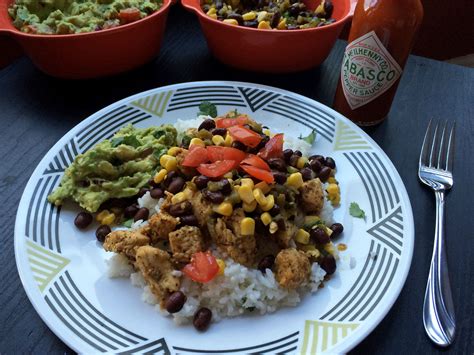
48, 124, 176, 212
9, 0, 162, 35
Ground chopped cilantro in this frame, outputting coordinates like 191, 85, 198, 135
153, 147, 168, 160
123, 218, 134, 228
198, 101, 217, 118
299, 128, 317, 145
349, 202, 366, 219
111, 135, 140, 148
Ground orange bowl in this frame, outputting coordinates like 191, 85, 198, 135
182, 0, 351, 72
0, 0, 174, 79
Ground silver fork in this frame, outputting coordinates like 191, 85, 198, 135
418, 120, 456, 347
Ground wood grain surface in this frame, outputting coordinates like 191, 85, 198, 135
0, 6, 473, 354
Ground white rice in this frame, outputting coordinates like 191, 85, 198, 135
105, 117, 335, 324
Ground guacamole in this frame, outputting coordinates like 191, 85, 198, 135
8, 0, 162, 35
48, 124, 176, 212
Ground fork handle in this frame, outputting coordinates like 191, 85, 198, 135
423, 190, 456, 346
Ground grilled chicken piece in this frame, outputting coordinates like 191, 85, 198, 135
169, 226, 205, 264
189, 191, 213, 229
135, 245, 180, 306
275, 219, 298, 248
275, 248, 311, 289
147, 211, 179, 242
103, 230, 149, 260
299, 178, 324, 214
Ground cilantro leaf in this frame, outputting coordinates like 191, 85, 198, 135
299, 129, 317, 145
349, 202, 366, 219
153, 146, 168, 160
111, 135, 140, 148
123, 218, 134, 228
198, 101, 217, 118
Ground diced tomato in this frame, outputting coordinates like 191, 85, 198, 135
241, 154, 271, 171
118, 8, 142, 24
258, 133, 284, 160
182, 146, 208, 167
207, 146, 246, 164
215, 116, 248, 128
182, 251, 219, 283
197, 160, 236, 178
227, 126, 262, 148
241, 165, 274, 183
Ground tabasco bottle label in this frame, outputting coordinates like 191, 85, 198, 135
341, 31, 403, 110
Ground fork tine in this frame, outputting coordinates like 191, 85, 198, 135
446, 122, 456, 172
428, 120, 440, 168
419, 119, 433, 167
437, 121, 448, 170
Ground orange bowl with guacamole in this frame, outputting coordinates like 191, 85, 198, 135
0, 0, 174, 78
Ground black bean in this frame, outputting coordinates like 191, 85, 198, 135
310, 226, 330, 244
163, 171, 178, 189
273, 171, 287, 184
318, 166, 331, 182
202, 4, 210, 12
270, 12, 281, 28
220, 179, 232, 195
96, 225, 111, 243
243, 20, 258, 28
150, 187, 164, 199
248, 135, 269, 154
138, 187, 149, 198
309, 154, 325, 164
203, 189, 225, 204
330, 223, 344, 239
215, 0, 223, 9
325, 157, 336, 169
293, 150, 302, 157
300, 167, 313, 181
124, 205, 139, 219
211, 128, 227, 137
194, 175, 209, 190
320, 255, 336, 275
324, 0, 334, 17
148, 178, 158, 188
74, 212, 93, 229
198, 118, 216, 131
180, 215, 199, 226
258, 255, 275, 273
228, 13, 244, 24
134, 207, 149, 222
169, 201, 193, 217
289, 154, 300, 167
193, 308, 212, 331
167, 177, 186, 194
231, 141, 247, 150
267, 158, 286, 171
166, 291, 187, 313
269, 204, 280, 216
283, 149, 293, 162
288, 3, 301, 16
309, 158, 322, 173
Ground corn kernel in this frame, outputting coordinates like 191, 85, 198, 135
297, 156, 308, 169
167, 146, 181, 156
224, 172, 234, 179
240, 178, 254, 189
154, 169, 167, 183
164, 156, 178, 171
159, 154, 172, 167
171, 192, 186, 204
286, 172, 304, 188
208, 13, 217, 19
269, 221, 279, 234
253, 188, 267, 205
242, 11, 256, 20
327, 183, 339, 195
183, 187, 194, 199
263, 128, 271, 136
301, 245, 321, 258
277, 18, 287, 30
224, 134, 233, 147
254, 181, 270, 194
206, 7, 216, 15
223, 19, 239, 26
212, 134, 226, 146
239, 185, 255, 204
243, 200, 257, 212
295, 228, 310, 244
257, 11, 268, 22
96, 210, 115, 225
260, 212, 272, 226
240, 217, 255, 236
190, 138, 205, 147
213, 202, 233, 216
216, 259, 226, 275
328, 177, 337, 184
261, 194, 275, 211
258, 20, 271, 29
324, 243, 337, 256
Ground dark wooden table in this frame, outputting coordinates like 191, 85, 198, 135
1, 5, 473, 354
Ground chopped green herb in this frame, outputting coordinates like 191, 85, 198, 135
153, 147, 168, 160
299, 128, 317, 145
123, 218, 134, 228
349, 202, 366, 219
198, 101, 217, 118
111, 135, 141, 148
181, 135, 192, 148
153, 130, 166, 139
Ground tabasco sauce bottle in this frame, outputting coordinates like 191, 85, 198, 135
333, 0, 423, 125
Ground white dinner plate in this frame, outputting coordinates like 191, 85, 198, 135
15, 81, 413, 354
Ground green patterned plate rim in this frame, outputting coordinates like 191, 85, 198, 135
15, 81, 414, 354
